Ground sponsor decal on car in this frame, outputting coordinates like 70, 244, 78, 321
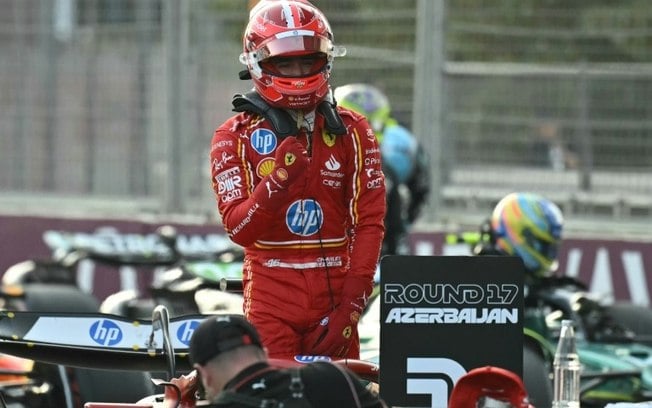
294, 355, 332, 363
176, 320, 199, 346
90, 319, 123, 346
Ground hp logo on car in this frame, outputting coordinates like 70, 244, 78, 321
89, 320, 123, 346
177, 320, 200, 346
294, 355, 332, 363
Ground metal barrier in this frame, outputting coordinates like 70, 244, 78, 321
1, 0, 651, 231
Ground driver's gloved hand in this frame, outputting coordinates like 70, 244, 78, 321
251, 137, 309, 212
303, 301, 363, 358
268, 137, 309, 187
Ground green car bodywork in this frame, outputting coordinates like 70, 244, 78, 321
522, 286, 652, 406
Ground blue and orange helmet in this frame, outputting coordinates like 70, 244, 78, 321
490, 192, 563, 277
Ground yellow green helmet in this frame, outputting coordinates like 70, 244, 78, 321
334, 83, 391, 138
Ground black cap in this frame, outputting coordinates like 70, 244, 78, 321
189, 314, 263, 366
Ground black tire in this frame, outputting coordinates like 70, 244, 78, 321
523, 342, 553, 408
21, 283, 156, 405
605, 302, 652, 347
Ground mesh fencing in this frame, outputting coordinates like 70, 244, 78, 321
0, 0, 651, 231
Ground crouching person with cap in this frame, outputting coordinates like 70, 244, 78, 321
190, 314, 388, 407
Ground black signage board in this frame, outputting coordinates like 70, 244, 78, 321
379, 255, 524, 408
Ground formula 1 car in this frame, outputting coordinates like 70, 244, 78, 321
0, 306, 380, 407
0, 284, 158, 408
3, 225, 246, 320
521, 277, 652, 407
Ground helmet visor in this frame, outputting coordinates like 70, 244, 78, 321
255, 34, 332, 61
260, 53, 328, 77
522, 228, 559, 264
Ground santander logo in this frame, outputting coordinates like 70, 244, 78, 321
325, 154, 341, 171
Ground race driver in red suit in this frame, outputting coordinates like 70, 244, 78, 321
209, 0, 386, 360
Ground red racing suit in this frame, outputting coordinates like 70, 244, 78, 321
210, 101, 385, 359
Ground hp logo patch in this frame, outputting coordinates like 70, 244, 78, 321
286, 200, 323, 236
251, 129, 277, 155
294, 355, 332, 363
176, 320, 200, 346
89, 320, 123, 346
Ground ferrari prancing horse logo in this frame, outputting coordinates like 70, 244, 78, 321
284, 152, 296, 166
322, 130, 336, 147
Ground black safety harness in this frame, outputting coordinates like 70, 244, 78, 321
231, 91, 347, 138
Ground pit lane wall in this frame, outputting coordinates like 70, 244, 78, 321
1, 214, 651, 306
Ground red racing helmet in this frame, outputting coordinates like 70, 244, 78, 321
240, 0, 346, 110
448, 366, 534, 408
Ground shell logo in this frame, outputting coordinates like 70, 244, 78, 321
256, 158, 275, 178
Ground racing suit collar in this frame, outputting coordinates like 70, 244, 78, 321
287, 109, 316, 132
